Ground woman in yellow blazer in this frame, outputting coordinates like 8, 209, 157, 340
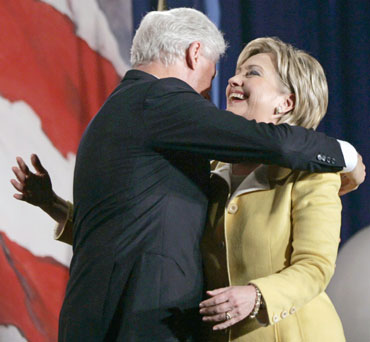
200, 37, 345, 341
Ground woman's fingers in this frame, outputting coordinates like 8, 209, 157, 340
12, 167, 26, 183
31, 154, 46, 174
200, 301, 232, 316
203, 309, 243, 329
200, 285, 258, 330
13, 193, 24, 201
10, 178, 23, 192
16, 157, 30, 176
10, 179, 26, 201
212, 313, 241, 331
202, 311, 230, 323
200, 291, 229, 308
206, 287, 229, 296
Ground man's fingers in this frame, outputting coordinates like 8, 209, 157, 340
339, 174, 350, 196
31, 154, 46, 174
339, 185, 358, 196
339, 154, 366, 196
338, 189, 346, 196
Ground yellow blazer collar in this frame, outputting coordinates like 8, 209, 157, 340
211, 163, 269, 203
211, 163, 293, 202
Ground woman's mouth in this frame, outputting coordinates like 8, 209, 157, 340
228, 91, 246, 102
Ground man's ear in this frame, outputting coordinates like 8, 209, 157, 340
186, 41, 201, 70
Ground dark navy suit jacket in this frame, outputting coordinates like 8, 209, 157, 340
59, 70, 345, 342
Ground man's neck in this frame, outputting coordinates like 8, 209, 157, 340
135, 61, 188, 82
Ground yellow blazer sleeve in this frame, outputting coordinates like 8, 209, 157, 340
250, 171, 341, 325
54, 201, 74, 245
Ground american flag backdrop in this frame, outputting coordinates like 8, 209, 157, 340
0, 0, 131, 340
1, 0, 369, 341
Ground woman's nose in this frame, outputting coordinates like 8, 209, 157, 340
228, 74, 243, 87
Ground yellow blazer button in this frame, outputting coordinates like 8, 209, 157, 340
281, 311, 288, 319
272, 314, 279, 323
289, 307, 296, 314
227, 203, 238, 214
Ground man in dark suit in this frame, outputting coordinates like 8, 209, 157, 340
11, 7, 364, 342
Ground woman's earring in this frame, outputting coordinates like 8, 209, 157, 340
275, 106, 282, 114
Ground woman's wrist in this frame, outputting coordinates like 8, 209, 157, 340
248, 284, 262, 319
40, 192, 70, 224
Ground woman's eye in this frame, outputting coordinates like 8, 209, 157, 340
246, 70, 260, 77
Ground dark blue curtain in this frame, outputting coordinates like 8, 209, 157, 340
132, 0, 370, 245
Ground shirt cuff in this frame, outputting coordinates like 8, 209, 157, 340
337, 139, 357, 172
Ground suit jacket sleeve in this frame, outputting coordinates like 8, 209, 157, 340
142, 78, 345, 172
249, 171, 342, 325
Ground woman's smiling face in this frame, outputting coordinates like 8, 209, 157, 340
226, 52, 292, 124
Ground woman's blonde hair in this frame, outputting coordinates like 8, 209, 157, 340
237, 37, 328, 129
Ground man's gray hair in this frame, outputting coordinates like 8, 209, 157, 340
130, 8, 227, 67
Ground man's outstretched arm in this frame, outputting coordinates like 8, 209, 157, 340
10, 151, 366, 245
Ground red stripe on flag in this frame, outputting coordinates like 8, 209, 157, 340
0, 231, 69, 342
0, 0, 120, 156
